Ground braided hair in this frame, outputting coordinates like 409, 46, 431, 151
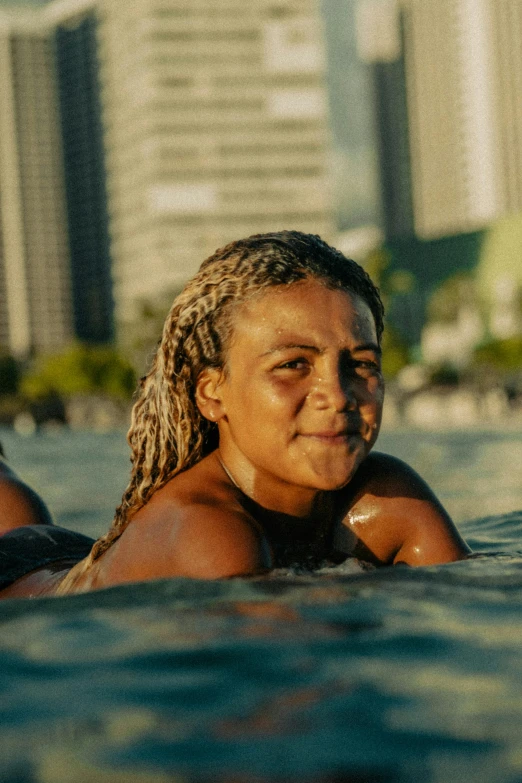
58, 231, 383, 591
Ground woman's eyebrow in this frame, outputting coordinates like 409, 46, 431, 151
259, 343, 321, 358
352, 342, 382, 356
260, 341, 382, 358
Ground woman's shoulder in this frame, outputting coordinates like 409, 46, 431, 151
334, 450, 470, 566
93, 455, 271, 586
339, 451, 434, 500
138, 452, 247, 528
0, 463, 54, 533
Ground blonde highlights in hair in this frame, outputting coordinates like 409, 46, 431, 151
57, 231, 384, 593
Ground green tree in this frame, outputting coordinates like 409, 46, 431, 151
364, 246, 391, 300
472, 336, 522, 373
427, 273, 478, 324
128, 289, 182, 374
380, 327, 409, 379
21, 344, 136, 401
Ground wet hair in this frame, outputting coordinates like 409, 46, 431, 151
57, 231, 383, 591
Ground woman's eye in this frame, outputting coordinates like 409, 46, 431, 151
348, 360, 381, 376
276, 359, 309, 370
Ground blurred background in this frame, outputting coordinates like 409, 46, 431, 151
1, 0, 522, 432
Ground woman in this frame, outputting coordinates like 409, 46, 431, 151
0, 441, 54, 533
0, 231, 470, 599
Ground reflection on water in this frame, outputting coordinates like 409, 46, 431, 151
2, 427, 522, 782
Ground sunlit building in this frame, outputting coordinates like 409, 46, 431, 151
0, 0, 114, 355
89, 0, 334, 334
0, 8, 72, 355
401, 0, 503, 238
357, 0, 522, 240
19, 0, 334, 341
488, 2, 522, 218
0, 0, 333, 351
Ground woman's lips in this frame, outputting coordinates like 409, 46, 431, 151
300, 431, 358, 445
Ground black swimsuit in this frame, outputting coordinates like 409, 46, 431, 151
0, 525, 94, 591
238, 492, 350, 569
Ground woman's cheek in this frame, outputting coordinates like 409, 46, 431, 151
368, 374, 384, 400
267, 376, 306, 403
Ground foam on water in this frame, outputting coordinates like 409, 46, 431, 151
2, 427, 522, 783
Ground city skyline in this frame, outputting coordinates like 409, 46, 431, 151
0, 0, 335, 355
2, 0, 522, 357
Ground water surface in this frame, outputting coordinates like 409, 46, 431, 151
2, 427, 522, 783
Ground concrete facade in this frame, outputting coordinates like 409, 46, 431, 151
358, 0, 522, 240
0, 9, 72, 355
0, 0, 335, 349
93, 0, 334, 332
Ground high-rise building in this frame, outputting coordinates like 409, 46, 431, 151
0, 8, 73, 355
487, 1, 522, 217
0, 0, 114, 355
88, 0, 334, 334
321, 0, 383, 235
357, 0, 522, 241
401, 0, 503, 238
11, 0, 333, 342
356, 0, 414, 239
54, 9, 114, 343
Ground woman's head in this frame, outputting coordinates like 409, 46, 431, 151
87, 231, 384, 562
183, 230, 384, 373
141, 232, 383, 466
197, 278, 385, 512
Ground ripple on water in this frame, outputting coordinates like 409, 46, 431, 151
2, 429, 522, 781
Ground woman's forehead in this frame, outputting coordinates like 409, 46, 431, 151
230, 279, 377, 345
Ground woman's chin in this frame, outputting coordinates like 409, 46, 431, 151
304, 452, 368, 491
297, 438, 370, 486
306, 467, 359, 492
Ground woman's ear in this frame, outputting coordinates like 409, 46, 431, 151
195, 367, 226, 422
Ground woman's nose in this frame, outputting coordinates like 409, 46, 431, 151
310, 371, 356, 411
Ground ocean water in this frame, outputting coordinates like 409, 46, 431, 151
2, 426, 522, 783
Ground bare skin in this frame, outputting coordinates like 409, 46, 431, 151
0, 282, 470, 599
0, 456, 53, 534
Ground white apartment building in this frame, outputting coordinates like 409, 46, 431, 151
92, 0, 334, 332
0, 0, 334, 350
358, 0, 522, 240
404, 0, 522, 239
0, 8, 72, 355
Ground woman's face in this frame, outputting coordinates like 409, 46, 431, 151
199, 279, 384, 515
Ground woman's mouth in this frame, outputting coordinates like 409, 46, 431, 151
300, 430, 358, 445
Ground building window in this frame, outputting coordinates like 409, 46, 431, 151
262, 19, 324, 74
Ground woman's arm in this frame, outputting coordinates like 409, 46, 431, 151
0, 463, 53, 534
85, 500, 273, 590
341, 452, 471, 567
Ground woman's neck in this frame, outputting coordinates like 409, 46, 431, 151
216, 449, 320, 518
